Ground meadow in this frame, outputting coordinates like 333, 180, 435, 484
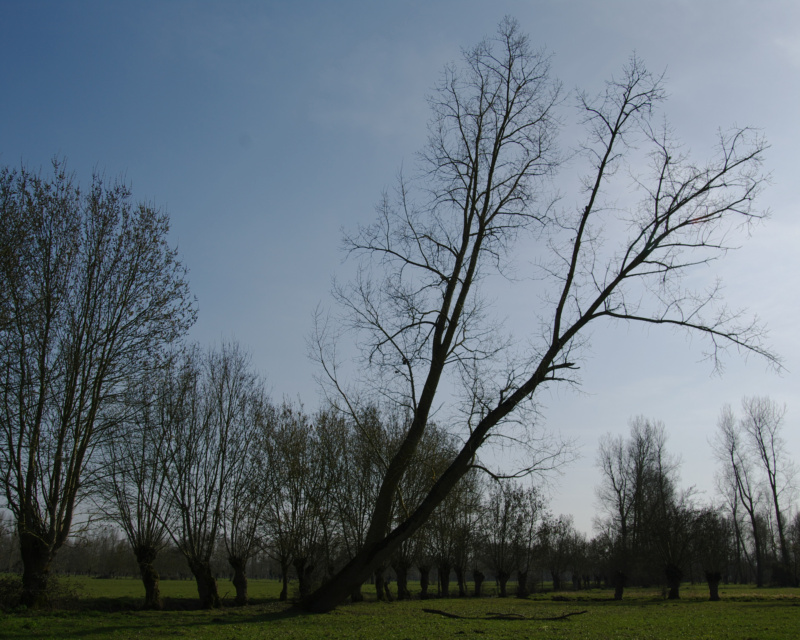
1, 578, 799, 639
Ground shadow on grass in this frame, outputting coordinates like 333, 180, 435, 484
3, 600, 309, 640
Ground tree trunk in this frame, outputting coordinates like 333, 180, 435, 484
302, 357, 535, 613
665, 563, 682, 600
134, 544, 162, 610
705, 570, 721, 601
228, 555, 248, 606
19, 530, 52, 608
497, 570, 510, 597
375, 568, 387, 601
293, 557, 315, 599
473, 569, 484, 597
454, 566, 466, 597
419, 565, 431, 599
747, 512, 764, 587
438, 563, 451, 598
189, 559, 220, 609
279, 558, 290, 601
350, 584, 364, 602
393, 562, 411, 600
551, 569, 561, 591
613, 570, 626, 601
517, 570, 529, 598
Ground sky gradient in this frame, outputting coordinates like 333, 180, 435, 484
2, 0, 798, 533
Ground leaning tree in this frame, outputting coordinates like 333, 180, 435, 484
305, 18, 775, 611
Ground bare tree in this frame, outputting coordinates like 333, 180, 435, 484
482, 481, 522, 597
316, 404, 392, 602
597, 417, 687, 598
160, 342, 256, 608
390, 420, 455, 600
511, 484, 545, 598
739, 396, 795, 582
714, 405, 768, 586
788, 513, 800, 584
96, 365, 179, 609
693, 506, 732, 601
216, 345, 272, 606
0, 160, 194, 607
261, 403, 334, 601
305, 18, 773, 612
595, 432, 635, 599
428, 467, 481, 598
539, 513, 576, 592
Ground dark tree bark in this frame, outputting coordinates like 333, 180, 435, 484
293, 557, 314, 599
134, 544, 163, 610
551, 570, 561, 591
517, 570, 529, 598
19, 531, 52, 608
705, 570, 721, 601
614, 570, 626, 601
350, 585, 364, 602
419, 564, 431, 599
664, 563, 683, 600
497, 570, 510, 597
279, 558, 290, 601
375, 568, 387, 601
393, 561, 411, 600
437, 563, 451, 598
473, 569, 485, 597
228, 555, 249, 606
454, 566, 467, 597
189, 559, 220, 609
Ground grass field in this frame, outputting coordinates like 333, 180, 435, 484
1, 578, 798, 639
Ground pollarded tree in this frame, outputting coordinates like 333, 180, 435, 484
160, 342, 258, 609
511, 484, 545, 598
390, 420, 456, 600
216, 345, 272, 606
316, 404, 395, 602
428, 466, 482, 598
0, 160, 194, 608
482, 481, 525, 597
261, 403, 335, 601
692, 506, 733, 600
539, 514, 576, 591
96, 363, 179, 609
306, 18, 775, 612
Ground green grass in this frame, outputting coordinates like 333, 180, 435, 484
1, 579, 798, 639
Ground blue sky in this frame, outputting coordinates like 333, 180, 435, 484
2, 0, 799, 533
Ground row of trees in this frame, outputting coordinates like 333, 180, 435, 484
595, 411, 799, 601
2, 383, 796, 607
90, 346, 572, 609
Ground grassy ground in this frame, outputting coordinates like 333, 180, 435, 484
1, 579, 798, 639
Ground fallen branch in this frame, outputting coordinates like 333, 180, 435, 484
422, 608, 588, 621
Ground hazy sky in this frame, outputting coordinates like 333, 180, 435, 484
2, 0, 798, 533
